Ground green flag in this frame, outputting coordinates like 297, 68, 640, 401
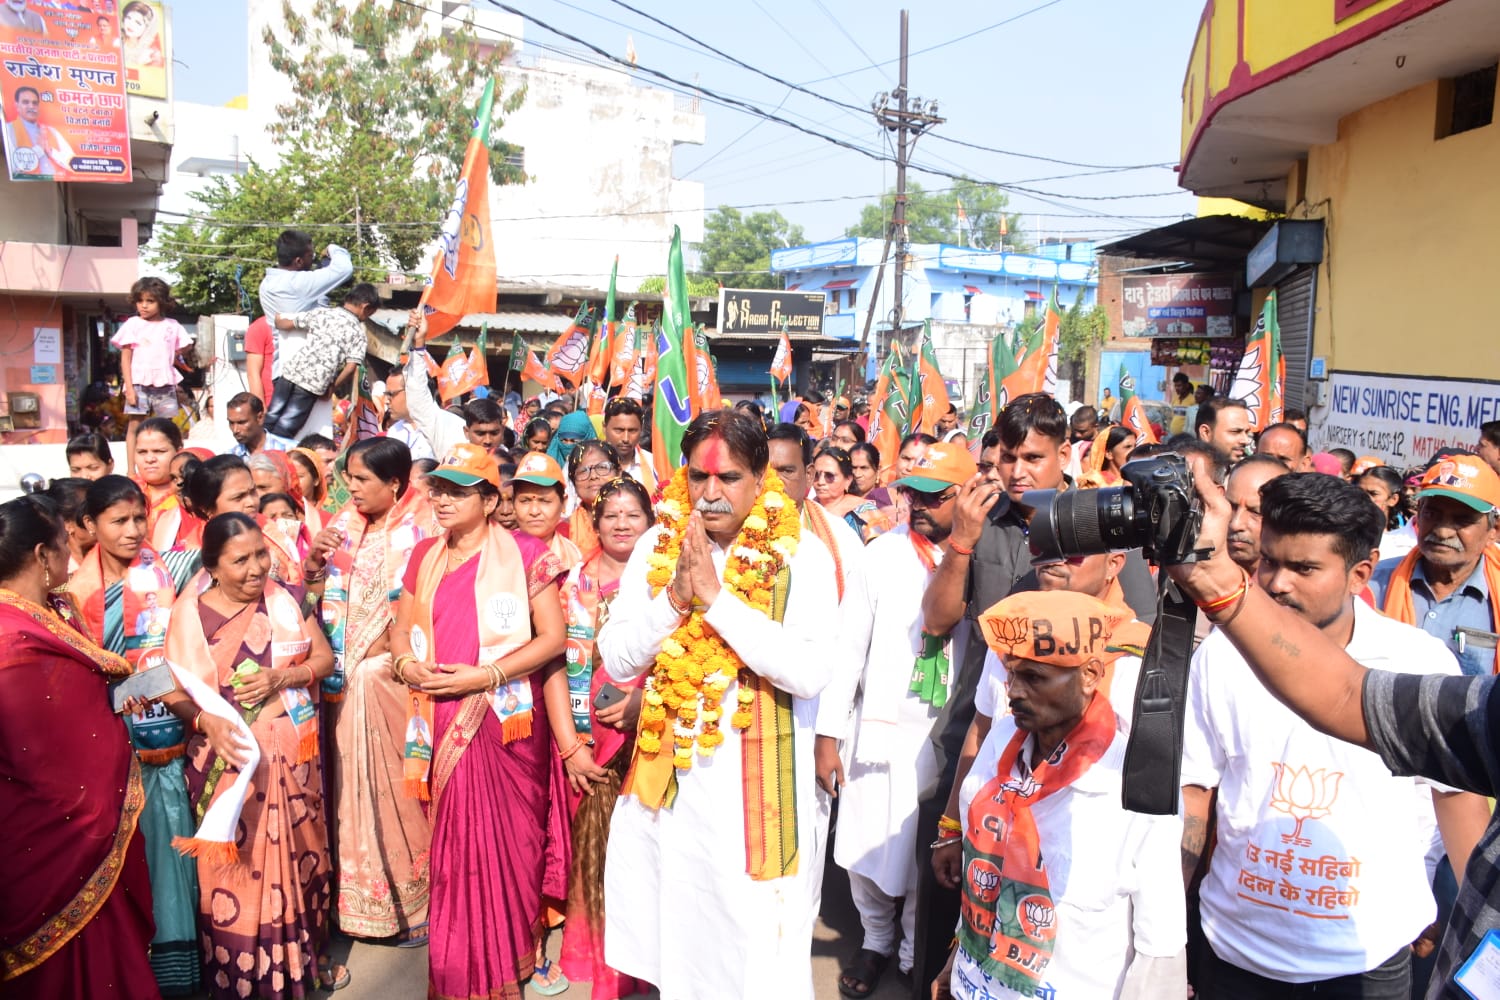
650, 226, 694, 486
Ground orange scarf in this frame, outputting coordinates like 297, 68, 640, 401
320, 489, 435, 700
404, 522, 534, 800
137, 478, 193, 552
801, 501, 847, 600
1382, 545, 1500, 673
568, 506, 600, 558
960, 693, 1115, 993
165, 577, 317, 764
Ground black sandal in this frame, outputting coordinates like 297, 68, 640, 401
838, 948, 892, 999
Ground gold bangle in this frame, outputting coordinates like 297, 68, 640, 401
392, 653, 415, 682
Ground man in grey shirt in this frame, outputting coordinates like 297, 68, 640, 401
257, 230, 354, 385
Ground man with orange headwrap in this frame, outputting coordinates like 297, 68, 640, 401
932, 590, 1186, 1000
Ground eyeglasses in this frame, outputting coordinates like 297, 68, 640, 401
902, 486, 958, 508
428, 488, 478, 505
813, 470, 844, 483
575, 462, 618, 481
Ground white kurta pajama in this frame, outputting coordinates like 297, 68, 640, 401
601, 522, 841, 1000
822, 525, 954, 970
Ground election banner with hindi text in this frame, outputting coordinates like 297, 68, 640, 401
0, 4, 131, 182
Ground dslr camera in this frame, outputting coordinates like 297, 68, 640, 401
1024, 452, 1204, 567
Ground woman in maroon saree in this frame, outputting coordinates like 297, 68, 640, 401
389, 443, 569, 1000
0, 495, 157, 998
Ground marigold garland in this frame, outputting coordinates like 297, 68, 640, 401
642, 464, 800, 771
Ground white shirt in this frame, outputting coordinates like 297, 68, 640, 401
257, 245, 353, 381
624, 446, 655, 489
1379, 521, 1418, 562
386, 419, 436, 462
402, 349, 467, 461
953, 716, 1186, 1000
826, 526, 952, 895
978, 647, 1142, 734
601, 522, 840, 1000
1181, 599, 1460, 982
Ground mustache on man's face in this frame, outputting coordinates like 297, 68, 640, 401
695, 498, 734, 514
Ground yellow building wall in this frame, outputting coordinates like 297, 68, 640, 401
1295, 79, 1500, 377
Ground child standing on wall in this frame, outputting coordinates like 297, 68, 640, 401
111, 276, 193, 474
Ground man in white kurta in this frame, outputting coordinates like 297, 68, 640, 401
819, 441, 974, 988
601, 412, 841, 1000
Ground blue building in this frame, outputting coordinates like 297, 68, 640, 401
769, 237, 1099, 403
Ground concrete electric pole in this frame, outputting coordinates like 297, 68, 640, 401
871, 9, 944, 347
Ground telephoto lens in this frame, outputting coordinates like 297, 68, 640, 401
1024, 484, 1144, 562
1024, 453, 1201, 565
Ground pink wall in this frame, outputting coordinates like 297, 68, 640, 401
0, 218, 139, 297
0, 298, 67, 444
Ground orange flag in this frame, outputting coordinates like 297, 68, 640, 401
438, 341, 484, 403
1118, 364, 1158, 444
420, 79, 497, 339
910, 322, 951, 436
609, 306, 640, 390
693, 328, 722, 411
770, 321, 793, 383
509, 333, 559, 391
546, 303, 595, 389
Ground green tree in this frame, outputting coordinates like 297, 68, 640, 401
847, 179, 1027, 251
637, 273, 720, 298
699, 206, 805, 289
153, 0, 525, 314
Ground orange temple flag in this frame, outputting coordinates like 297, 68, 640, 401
420, 78, 497, 339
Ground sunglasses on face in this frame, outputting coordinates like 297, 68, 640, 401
902, 486, 958, 507
813, 470, 844, 483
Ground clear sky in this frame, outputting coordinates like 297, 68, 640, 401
171, 0, 1206, 246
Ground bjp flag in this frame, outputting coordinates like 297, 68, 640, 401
510, 333, 558, 391
693, 328, 722, 410
587, 256, 619, 388
1012, 289, 1060, 398
965, 326, 1020, 447
770, 321, 793, 384
1229, 291, 1284, 431
651, 226, 697, 484
1119, 363, 1157, 444
868, 344, 915, 479
420, 79, 497, 339
909, 321, 951, 436
609, 304, 640, 390
546, 303, 595, 389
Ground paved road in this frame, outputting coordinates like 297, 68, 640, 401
326, 849, 915, 1000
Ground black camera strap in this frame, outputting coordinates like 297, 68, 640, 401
1121, 578, 1198, 815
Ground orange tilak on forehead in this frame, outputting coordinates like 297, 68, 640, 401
697, 437, 732, 476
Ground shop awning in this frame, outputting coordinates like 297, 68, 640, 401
964, 285, 981, 295
1025, 290, 1043, 301
1097, 214, 1274, 268
823, 279, 857, 290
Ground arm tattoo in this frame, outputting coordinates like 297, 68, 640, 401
1181, 814, 1209, 886
1270, 632, 1301, 657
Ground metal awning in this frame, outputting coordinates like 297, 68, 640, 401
1097, 214, 1274, 268
823, 279, 857, 290
964, 285, 981, 295
1025, 290, 1043, 301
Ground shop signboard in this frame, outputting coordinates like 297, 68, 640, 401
717, 288, 826, 337
1122, 272, 1236, 339
1310, 370, 1500, 466
0, 3, 131, 182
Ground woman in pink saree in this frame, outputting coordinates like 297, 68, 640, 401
389, 443, 570, 1000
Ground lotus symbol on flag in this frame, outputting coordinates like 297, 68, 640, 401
552, 329, 588, 374
1268, 762, 1343, 847
1019, 895, 1057, 940
1228, 344, 1265, 423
